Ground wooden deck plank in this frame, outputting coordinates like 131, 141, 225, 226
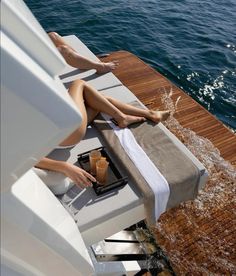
101, 51, 236, 275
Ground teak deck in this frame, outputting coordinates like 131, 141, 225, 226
101, 51, 236, 275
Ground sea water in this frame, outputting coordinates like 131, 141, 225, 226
25, 0, 236, 131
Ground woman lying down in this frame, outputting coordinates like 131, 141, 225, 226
36, 79, 170, 189
36, 33, 170, 189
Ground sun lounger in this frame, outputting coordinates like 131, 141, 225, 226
35, 35, 208, 246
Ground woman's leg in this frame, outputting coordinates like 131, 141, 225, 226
59, 81, 88, 146
61, 80, 146, 146
56, 44, 101, 70
87, 107, 99, 125
48, 32, 97, 69
48, 32, 74, 49
61, 80, 170, 146
48, 32, 118, 73
75, 80, 146, 126
105, 96, 170, 123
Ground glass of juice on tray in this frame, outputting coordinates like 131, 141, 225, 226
89, 150, 101, 175
96, 159, 109, 184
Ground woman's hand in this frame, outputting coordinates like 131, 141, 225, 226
62, 162, 96, 189
36, 158, 96, 189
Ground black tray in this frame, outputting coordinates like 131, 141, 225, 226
77, 146, 128, 195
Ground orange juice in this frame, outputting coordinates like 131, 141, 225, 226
89, 150, 101, 175
96, 159, 109, 184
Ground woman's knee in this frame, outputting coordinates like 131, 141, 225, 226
48, 31, 57, 36
48, 32, 59, 41
71, 79, 86, 89
67, 80, 86, 106
48, 32, 65, 48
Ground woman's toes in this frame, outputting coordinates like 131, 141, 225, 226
150, 110, 170, 123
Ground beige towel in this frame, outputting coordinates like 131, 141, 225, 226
93, 110, 200, 225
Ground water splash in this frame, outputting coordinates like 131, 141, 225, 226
154, 89, 236, 275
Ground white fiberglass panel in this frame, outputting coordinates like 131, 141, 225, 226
1, 0, 65, 76
1, 31, 82, 191
1, 170, 94, 276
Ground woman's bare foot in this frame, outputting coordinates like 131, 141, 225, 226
115, 115, 146, 128
149, 110, 171, 123
96, 61, 119, 74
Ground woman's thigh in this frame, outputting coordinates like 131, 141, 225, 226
60, 80, 88, 146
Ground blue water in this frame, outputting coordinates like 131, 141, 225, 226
25, 0, 236, 130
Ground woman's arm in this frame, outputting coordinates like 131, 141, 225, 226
36, 158, 96, 188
